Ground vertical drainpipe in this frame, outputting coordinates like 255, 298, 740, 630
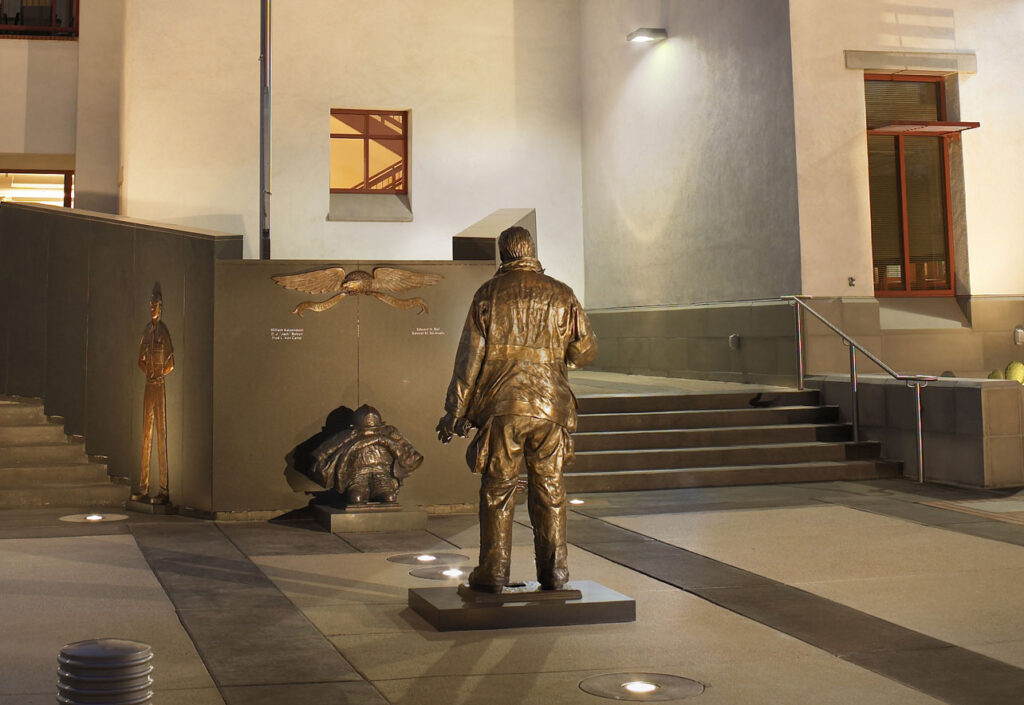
259, 0, 272, 259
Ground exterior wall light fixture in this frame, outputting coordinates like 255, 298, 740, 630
626, 28, 667, 43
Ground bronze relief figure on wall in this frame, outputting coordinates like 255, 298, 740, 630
133, 288, 174, 505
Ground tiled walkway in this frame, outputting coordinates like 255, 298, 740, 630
3, 477, 1024, 704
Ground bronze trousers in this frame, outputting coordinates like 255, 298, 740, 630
139, 379, 168, 495
474, 414, 569, 589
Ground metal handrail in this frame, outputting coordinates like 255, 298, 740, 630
783, 296, 937, 483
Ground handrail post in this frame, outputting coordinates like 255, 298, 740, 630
794, 301, 805, 391
849, 342, 859, 442
912, 381, 925, 483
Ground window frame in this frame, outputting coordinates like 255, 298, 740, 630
329, 108, 409, 196
0, 169, 74, 207
0, 0, 80, 39
865, 74, 958, 297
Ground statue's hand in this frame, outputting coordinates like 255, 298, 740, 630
436, 413, 456, 444
436, 413, 471, 444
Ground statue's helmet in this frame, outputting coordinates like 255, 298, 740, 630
497, 226, 537, 263
354, 404, 383, 428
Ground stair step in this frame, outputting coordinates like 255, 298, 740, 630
573, 423, 852, 452
0, 443, 89, 465
0, 482, 128, 509
0, 400, 47, 425
577, 406, 839, 433
0, 463, 111, 487
0, 425, 70, 445
571, 441, 881, 472
577, 389, 820, 414
564, 460, 902, 493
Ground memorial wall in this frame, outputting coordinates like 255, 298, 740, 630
0, 203, 495, 516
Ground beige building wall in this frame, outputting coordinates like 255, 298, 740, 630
790, 0, 1024, 297
579, 0, 802, 310
0, 38, 78, 156
73, 0, 124, 214
270, 0, 585, 296
120, 0, 260, 249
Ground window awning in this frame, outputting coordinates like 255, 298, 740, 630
868, 120, 980, 136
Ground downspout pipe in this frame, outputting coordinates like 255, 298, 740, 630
259, 0, 272, 259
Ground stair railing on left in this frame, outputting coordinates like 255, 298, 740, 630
783, 296, 936, 483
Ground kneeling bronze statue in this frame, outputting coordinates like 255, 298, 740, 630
306, 405, 423, 505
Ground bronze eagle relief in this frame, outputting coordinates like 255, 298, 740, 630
272, 266, 443, 316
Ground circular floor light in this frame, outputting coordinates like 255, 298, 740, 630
579, 673, 705, 701
569, 498, 585, 505
59, 513, 129, 524
408, 564, 475, 581
387, 552, 470, 566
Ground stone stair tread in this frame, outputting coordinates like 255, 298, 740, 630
574, 422, 850, 438
576, 390, 819, 413
579, 404, 826, 418
576, 440, 878, 456
570, 459, 898, 474
564, 460, 901, 491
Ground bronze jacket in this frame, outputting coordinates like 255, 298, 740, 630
444, 257, 597, 431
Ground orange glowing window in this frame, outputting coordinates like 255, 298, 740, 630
330, 109, 408, 194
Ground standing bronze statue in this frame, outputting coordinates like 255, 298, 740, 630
133, 290, 174, 504
437, 226, 596, 593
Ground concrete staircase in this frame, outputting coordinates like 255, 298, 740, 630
567, 389, 900, 492
0, 398, 128, 509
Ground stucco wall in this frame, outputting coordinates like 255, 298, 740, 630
579, 0, 802, 309
116, 0, 585, 297
270, 0, 585, 297
0, 38, 78, 156
120, 0, 260, 247
73, 0, 124, 214
790, 0, 1024, 297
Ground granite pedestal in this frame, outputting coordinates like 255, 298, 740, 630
409, 580, 636, 631
314, 504, 428, 533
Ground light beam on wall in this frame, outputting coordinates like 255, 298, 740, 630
626, 28, 667, 43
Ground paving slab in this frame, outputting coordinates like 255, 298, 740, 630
220, 681, 388, 705
0, 535, 216, 698
217, 520, 356, 556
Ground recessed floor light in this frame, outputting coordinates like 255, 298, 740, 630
579, 673, 705, 701
409, 564, 474, 581
387, 552, 470, 566
59, 513, 129, 524
569, 498, 585, 505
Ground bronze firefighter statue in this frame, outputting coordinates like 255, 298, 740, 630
134, 289, 174, 504
307, 405, 423, 505
437, 226, 597, 593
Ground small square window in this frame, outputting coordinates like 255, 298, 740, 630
329, 109, 408, 194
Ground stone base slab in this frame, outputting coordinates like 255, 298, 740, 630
125, 499, 178, 515
409, 580, 636, 631
315, 505, 427, 533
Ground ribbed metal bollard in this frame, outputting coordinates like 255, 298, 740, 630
57, 639, 153, 704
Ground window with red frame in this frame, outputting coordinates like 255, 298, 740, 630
329, 109, 408, 194
865, 75, 977, 296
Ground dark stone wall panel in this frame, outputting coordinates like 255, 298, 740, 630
211, 260, 492, 512
85, 221, 136, 476
45, 220, 92, 433
179, 236, 216, 512
1, 206, 50, 397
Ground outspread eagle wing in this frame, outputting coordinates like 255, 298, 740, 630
369, 267, 443, 294
272, 267, 347, 294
